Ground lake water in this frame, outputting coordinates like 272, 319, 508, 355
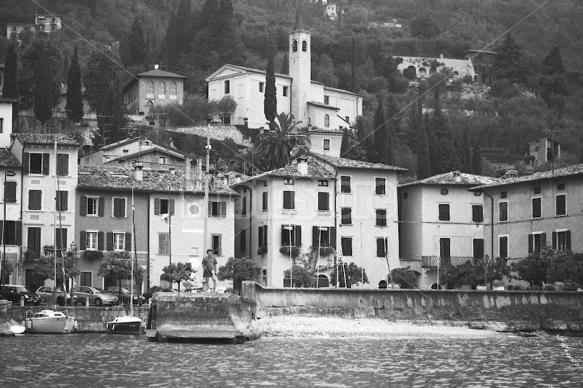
1, 332, 582, 387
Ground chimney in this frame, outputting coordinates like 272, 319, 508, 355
297, 158, 308, 176
452, 171, 461, 183
134, 162, 144, 181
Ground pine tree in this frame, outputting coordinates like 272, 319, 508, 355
491, 33, 526, 85
129, 17, 146, 66
542, 46, 565, 75
264, 53, 277, 122
66, 45, 84, 123
34, 52, 54, 131
3, 42, 19, 123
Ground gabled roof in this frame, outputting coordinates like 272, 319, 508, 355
470, 164, 583, 190
0, 150, 21, 168
237, 158, 334, 184
312, 153, 408, 172
137, 69, 186, 79
12, 133, 78, 147
78, 165, 237, 196
307, 101, 339, 110
399, 171, 498, 188
206, 64, 292, 82
105, 147, 186, 163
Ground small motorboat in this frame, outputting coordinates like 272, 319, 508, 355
106, 315, 143, 335
25, 310, 77, 334
10, 319, 25, 335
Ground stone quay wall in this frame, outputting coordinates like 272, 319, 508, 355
242, 282, 583, 334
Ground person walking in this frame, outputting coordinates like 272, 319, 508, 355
202, 249, 218, 293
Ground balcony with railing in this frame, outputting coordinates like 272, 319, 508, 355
422, 256, 474, 268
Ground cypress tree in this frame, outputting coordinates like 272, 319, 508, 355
472, 144, 483, 175
3, 42, 19, 123
430, 90, 459, 174
129, 17, 146, 66
34, 51, 54, 131
412, 98, 430, 179
66, 45, 84, 123
264, 53, 277, 122
371, 97, 386, 163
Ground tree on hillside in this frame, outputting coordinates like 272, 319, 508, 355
254, 113, 309, 171
539, 45, 568, 115
410, 15, 440, 39
3, 42, 18, 123
340, 128, 367, 161
491, 33, 527, 85
472, 144, 483, 175
34, 52, 54, 130
129, 17, 146, 66
430, 90, 459, 174
66, 45, 84, 123
407, 98, 431, 179
84, 49, 127, 145
264, 52, 277, 122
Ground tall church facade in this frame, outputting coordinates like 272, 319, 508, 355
206, 30, 362, 130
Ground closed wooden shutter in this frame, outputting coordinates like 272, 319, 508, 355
80, 196, 87, 216
295, 226, 301, 247
541, 233, 547, 249
566, 231, 571, 250
330, 227, 336, 248
42, 153, 50, 175
98, 197, 105, 217
125, 233, 132, 251
528, 234, 533, 253
79, 231, 86, 251
154, 198, 160, 215
376, 238, 385, 258
15, 221, 22, 245
258, 226, 263, 248
552, 231, 557, 249
170, 199, 175, 216
22, 153, 29, 174
341, 237, 352, 256
221, 201, 227, 217
107, 232, 113, 251
57, 154, 69, 176
263, 226, 267, 247
98, 231, 104, 250
312, 226, 319, 248
4, 182, 16, 203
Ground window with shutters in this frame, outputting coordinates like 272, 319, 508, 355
317, 192, 329, 211
340, 176, 351, 193
112, 198, 126, 218
341, 208, 352, 225
56, 191, 68, 212
86, 231, 98, 250
28, 190, 42, 210
499, 235, 508, 258
160, 198, 169, 214
4, 181, 16, 203
158, 232, 170, 255
1, 221, 19, 245
283, 191, 295, 210
80, 272, 92, 286
113, 232, 125, 251
313, 226, 334, 247
57, 154, 69, 176
27, 227, 41, 257
440, 238, 451, 259
531, 197, 542, 219
323, 138, 330, 150
341, 237, 353, 256
438, 204, 450, 221
212, 234, 222, 256
375, 178, 386, 195
154, 197, 175, 216
87, 196, 99, 216
281, 225, 301, 247
28, 153, 48, 175
472, 205, 483, 223
258, 225, 268, 248
528, 232, 545, 254
209, 201, 227, 217
556, 194, 566, 216
262, 192, 268, 211
376, 209, 387, 226
376, 237, 388, 258
554, 230, 571, 252
498, 201, 508, 222
240, 229, 246, 253
473, 239, 484, 259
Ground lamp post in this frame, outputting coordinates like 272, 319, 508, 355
1, 170, 16, 296
69, 241, 78, 306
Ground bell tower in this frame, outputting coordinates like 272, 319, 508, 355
289, 30, 311, 127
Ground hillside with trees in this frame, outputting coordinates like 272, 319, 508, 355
2, 0, 583, 177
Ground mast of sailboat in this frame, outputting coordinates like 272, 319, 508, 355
52, 140, 58, 307
130, 183, 136, 312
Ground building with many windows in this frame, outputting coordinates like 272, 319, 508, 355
470, 165, 583, 264
206, 29, 362, 130
123, 69, 186, 116
398, 171, 498, 289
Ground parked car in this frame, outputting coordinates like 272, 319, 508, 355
35, 286, 77, 306
0, 284, 42, 305
103, 286, 145, 306
72, 286, 118, 306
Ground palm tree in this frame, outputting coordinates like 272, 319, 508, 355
253, 113, 310, 171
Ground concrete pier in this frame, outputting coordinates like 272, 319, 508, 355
146, 292, 256, 343
0, 300, 14, 336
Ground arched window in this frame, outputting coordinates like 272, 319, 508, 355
324, 114, 330, 128
146, 81, 154, 94
170, 81, 177, 95
292, 40, 298, 52
146, 100, 154, 109
302, 40, 307, 52
158, 81, 166, 95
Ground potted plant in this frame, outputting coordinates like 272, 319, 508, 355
318, 246, 335, 257
257, 246, 268, 256
279, 246, 301, 259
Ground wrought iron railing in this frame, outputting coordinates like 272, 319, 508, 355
421, 256, 474, 268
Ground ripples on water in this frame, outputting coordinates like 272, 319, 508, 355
1, 333, 582, 387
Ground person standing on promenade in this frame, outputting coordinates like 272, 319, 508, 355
202, 249, 218, 293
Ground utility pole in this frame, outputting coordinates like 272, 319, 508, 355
203, 123, 211, 256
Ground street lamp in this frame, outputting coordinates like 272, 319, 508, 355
1, 170, 16, 297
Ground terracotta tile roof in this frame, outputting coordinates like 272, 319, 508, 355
313, 153, 408, 172
0, 150, 21, 168
78, 165, 238, 196
238, 158, 334, 183
471, 164, 583, 190
399, 171, 499, 188
12, 133, 79, 147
